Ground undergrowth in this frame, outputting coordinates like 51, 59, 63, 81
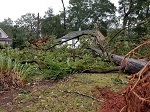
0, 46, 113, 81
0, 54, 34, 90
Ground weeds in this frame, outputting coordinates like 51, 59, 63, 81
0, 54, 33, 89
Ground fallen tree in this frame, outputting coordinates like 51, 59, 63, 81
83, 55, 148, 74
121, 61, 150, 112
91, 61, 150, 112
91, 41, 150, 112
87, 46, 148, 74
28, 28, 149, 74
111, 54, 147, 74
45, 30, 105, 51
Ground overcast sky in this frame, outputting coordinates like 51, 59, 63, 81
0, 0, 118, 22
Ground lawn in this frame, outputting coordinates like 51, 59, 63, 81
0, 73, 128, 112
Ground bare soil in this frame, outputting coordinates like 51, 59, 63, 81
0, 79, 55, 111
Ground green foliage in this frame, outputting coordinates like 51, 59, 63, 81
0, 54, 35, 89
0, 18, 14, 38
41, 13, 65, 38
111, 78, 127, 85
15, 13, 38, 38
0, 44, 114, 81
42, 57, 67, 80
67, 0, 116, 35
106, 26, 150, 57
118, 0, 150, 34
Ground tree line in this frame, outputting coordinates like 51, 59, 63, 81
0, 0, 149, 49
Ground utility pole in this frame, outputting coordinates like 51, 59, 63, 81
36, 13, 40, 38
61, 0, 66, 30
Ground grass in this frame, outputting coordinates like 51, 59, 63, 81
0, 73, 128, 112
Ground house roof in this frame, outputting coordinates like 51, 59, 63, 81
58, 30, 105, 41
60, 30, 93, 39
0, 28, 8, 38
0, 28, 12, 42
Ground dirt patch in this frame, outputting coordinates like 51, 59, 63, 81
123, 64, 150, 112
91, 71, 150, 112
0, 79, 55, 111
91, 85, 125, 112
0, 71, 24, 91
0, 90, 19, 106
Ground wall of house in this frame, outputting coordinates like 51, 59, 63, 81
0, 41, 5, 44
61, 39, 80, 48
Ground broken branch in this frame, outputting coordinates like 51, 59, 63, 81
63, 90, 103, 102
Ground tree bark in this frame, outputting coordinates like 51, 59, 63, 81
36, 13, 40, 39
88, 47, 148, 74
61, 0, 66, 29
110, 54, 148, 74
122, 0, 133, 29
83, 66, 121, 73
46, 32, 103, 50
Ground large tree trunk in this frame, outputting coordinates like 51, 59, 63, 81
111, 54, 148, 74
88, 47, 148, 74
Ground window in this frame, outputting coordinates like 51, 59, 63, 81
0, 32, 1, 37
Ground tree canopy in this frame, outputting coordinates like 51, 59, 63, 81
0, 0, 149, 51
67, 0, 116, 36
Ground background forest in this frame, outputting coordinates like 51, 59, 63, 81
0, 0, 149, 48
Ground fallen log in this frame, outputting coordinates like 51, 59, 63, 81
83, 66, 120, 73
111, 54, 148, 74
88, 47, 148, 74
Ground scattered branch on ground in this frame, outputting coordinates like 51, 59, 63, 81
83, 66, 120, 73
62, 90, 103, 102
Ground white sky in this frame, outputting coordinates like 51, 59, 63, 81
0, 0, 118, 22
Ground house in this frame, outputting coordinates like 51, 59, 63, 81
0, 28, 11, 44
58, 30, 105, 48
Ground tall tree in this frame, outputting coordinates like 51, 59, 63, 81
0, 18, 14, 38
118, 0, 134, 29
15, 13, 38, 38
41, 8, 64, 38
118, 0, 150, 40
67, 0, 90, 31
67, 0, 116, 36
118, 0, 150, 28
36, 13, 40, 38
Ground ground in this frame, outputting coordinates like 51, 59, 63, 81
0, 73, 127, 112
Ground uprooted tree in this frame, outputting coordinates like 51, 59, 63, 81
41, 28, 149, 75
90, 41, 150, 112
122, 60, 150, 112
